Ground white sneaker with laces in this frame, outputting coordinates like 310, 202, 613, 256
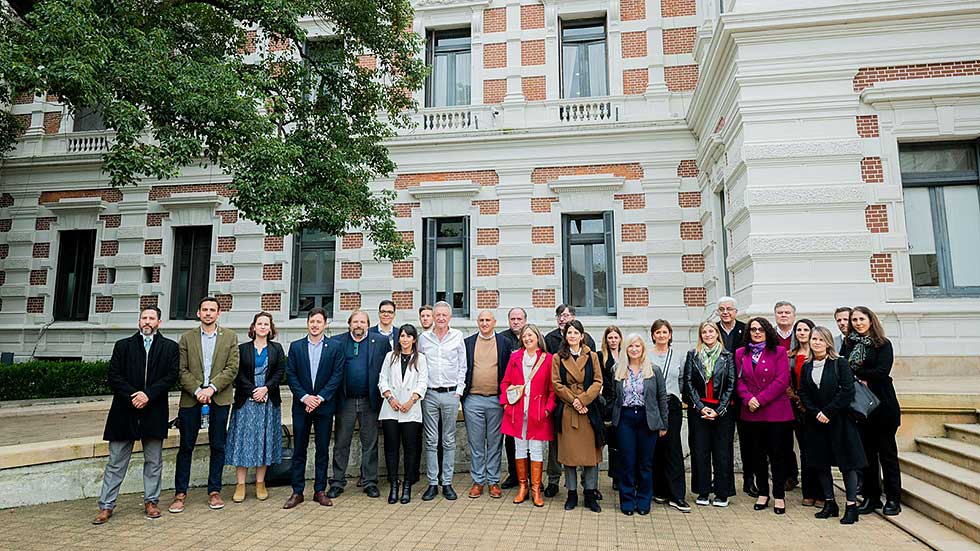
712, 498, 729, 507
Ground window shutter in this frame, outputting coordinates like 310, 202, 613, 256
462, 217, 471, 315
424, 218, 438, 306
603, 211, 617, 315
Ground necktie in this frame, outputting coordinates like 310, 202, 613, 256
143, 336, 152, 385
144, 337, 152, 353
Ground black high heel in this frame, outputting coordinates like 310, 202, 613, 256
754, 497, 770, 511
774, 499, 786, 515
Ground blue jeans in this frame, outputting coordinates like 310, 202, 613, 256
617, 407, 658, 512
463, 394, 504, 485
175, 403, 230, 495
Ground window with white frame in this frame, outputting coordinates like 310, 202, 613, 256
560, 18, 608, 99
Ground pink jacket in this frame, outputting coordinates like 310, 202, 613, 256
735, 346, 794, 423
500, 349, 556, 441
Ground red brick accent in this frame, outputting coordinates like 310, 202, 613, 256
0, 244, 8, 259
870, 254, 894, 283
532, 257, 555, 276
43, 112, 61, 134
678, 191, 701, 207
99, 214, 121, 228
217, 236, 236, 253
614, 193, 645, 210
861, 157, 884, 183
531, 197, 558, 213
394, 202, 420, 218
95, 296, 113, 313
663, 27, 696, 55
532, 163, 643, 184
144, 239, 163, 255
97, 267, 108, 284
622, 31, 647, 58
472, 199, 500, 215
33, 242, 50, 258
268, 35, 291, 52
680, 222, 703, 240
532, 288, 555, 308
39, 189, 123, 204
261, 293, 282, 312
521, 40, 545, 66
484, 7, 507, 33
865, 204, 889, 233
0, 193, 12, 207
477, 228, 500, 246
622, 223, 647, 242
484, 42, 507, 69
13, 92, 34, 104
623, 69, 649, 95
662, 0, 696, 17
477, 290, 500, 309
0, 219, 9, 232
35, 217, 57, 230
216, 210, 239, 224
264, 235, 284, 252
621, 0, 646, 20
146, 212, 169, 226
100, 240, 118, 256
665, 65, 699, 91
714, 116, 726, 133
340, 262, 362, 279
624, 288, 650, 307
522, 76, 546, 101
241, 30, 257, 54
216, 294, 233, 311
395, 170, 499, 190
682, 254, 705, 272
149, 266, 161, 283
342, 233, 364, 249
356, 54, 377, 71
391, 290, 413, 311
476, 258, 500, 277
29, 269, 47, 286
484, 79, 506, 104
856, 115, 880, 138
0, 271, 5, 286
677, 159, 699, 177
392, 261, 414, 278
399, 231, 414, 245
531, 226, 554, 244
215, 265, 235, 282
684, 287, 707, 307
853, 60, 980, 92
27, 297, 45, 314
13, 114, 29, 138
148, 183, 234, 200
521, 4, 544, 29
339, 292, 362, 311
263, 264, 283, 280
140, 296, 159, 310
622, 256, 648, 274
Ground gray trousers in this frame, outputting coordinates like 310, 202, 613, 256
564, 465, 599, 491
98, 439, 163, 510
547, 440, 562, 485
330, 397, 380, 488
463, 394, 503, 485
423, 391, 459, 486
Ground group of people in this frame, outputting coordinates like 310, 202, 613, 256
92, 295, 902, 526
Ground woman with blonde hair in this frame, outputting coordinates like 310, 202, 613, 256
611, 334, 668, 515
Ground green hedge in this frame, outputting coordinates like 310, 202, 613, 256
0, 360, 112, 401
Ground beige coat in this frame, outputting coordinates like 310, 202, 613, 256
551, 346, 603, 467
177, 327, 240, 407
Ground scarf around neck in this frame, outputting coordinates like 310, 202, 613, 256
748, 341, 766, 364
847, 333, 874, 369
699, 344, 722, 378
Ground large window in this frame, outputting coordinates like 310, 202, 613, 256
53, 230, 96, 321
562, 213, 616, 315
72, 106, 106, 132
292, 229, 336, 317
423, 217, 469, 316
560, 19, 608, 98
901, 140, 980, 296
425, 29, 471, 107
170, 226, 212, 319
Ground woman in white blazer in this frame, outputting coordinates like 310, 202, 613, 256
378, 324, 428, 504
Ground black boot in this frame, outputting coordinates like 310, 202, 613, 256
883, 500, 902, 516
422, 485, 439, 501
841, 503, 860, 524
388, 481, 400, 504
400, 483, 413, 504
500, 475, 518, 490
564, 490, 578, 510
814, 500, 839, 519
857, 498, 882, 515
584, 490, 602, 513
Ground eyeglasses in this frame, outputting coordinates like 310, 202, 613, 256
749, 327, 765, 333
380, 310, 395, 315
718, 307, 736, 312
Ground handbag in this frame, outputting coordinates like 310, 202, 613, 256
849, 379, 880, 420
507, 353, 546, 405
264, 425, 294, 487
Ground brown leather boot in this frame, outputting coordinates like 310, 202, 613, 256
92, 509, 112, 525
530, 460, 545, 507
513, 458, 529, 504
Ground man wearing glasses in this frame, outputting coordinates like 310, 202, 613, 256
369, 299, 401, 350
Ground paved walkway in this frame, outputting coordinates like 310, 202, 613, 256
0, 476, 925, 551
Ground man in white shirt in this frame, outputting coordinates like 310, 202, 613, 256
418, 301, 466, 501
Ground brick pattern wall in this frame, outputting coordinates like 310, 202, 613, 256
144, 239, 162, 255
33, 242, 50, 258
97, 267, 109, 284
870, 254, 894, 283
865, 205, 889, 233
623, 69, 649, 95
665, 65, 699, 92
532, 289, 555, 308
472, 199, 500, 215
682, 254, 705, 272
392, 261, 414, 278
399, 231, 414, 245
714, 116, 726, 133
0, 219, 10, 232
684, 287, 707, 307
27, 297, 45, 314
622, 223, 647, 242
853, 60, 980, 92
531, 197, 557, 213
861, 157, 884, 183
484, 7, 506, 33
39, 189, 122, 204
147, 212, 169, 227
677, 159, 699, 177
394, 202, 420, 218
35, 217, 57, 230
0, 193, 13, 207
264, 235, 284, 252
342, 233, 364, 249
0, 271, 5, 286
99, 214, 121, 228
356, 55, 377, 71
623, 288, 650, 307
678, 191, 701, 207
340, 262, 362, 280
43, 112, 61, 134
0, 244, 8, 259
484, 42, 507, 69
263, 264, 283, 280
663, 27, 696, 55
614, 193, 645, 210
100, 240, 118, 257
395, 170, 499, 190
522, 40, 545, 66
680, 222, 703, 240
149, 266, 161, 283
522, 76, 546, 101
95, 296, 113, 313
242, 30, 256, 54
149, 183, 234, 200
484, 79, 506, 104
856, 115, 880, 138
621, 0, 645, 20
261, 293, 282, 312
339, 292, 362, 311
29, 269, 47, 286
216, 294, 233, 311
662, 0, 696, 17
521, 4, 544, 29
217, 236, 237, 253
531, 226, 555, 244
532, 257, 555, 276
532, 163, 643, 184
140, 296, 159, 310
476, 228, 500, 245
216, 210, 239, 224
622, 31, 647, 58
622, 256, 648, 274
392, 291, 414, 311
476, 258, 500, 277
476, 290, 500, 309
215, 266, 235, 282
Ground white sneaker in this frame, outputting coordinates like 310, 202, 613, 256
669, 500, 692, 513
695, 496, 710, 506
712, 498, 729, 507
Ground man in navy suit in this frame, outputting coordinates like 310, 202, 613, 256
283, 307, 344, 509
368, 299, 401, 350
328, 310, 390, 499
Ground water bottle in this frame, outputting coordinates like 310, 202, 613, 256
201, 404, 210, 429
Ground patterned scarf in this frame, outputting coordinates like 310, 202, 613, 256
847, 333, 874, 370
748, 341, 766, 364
699, 343, 722, 378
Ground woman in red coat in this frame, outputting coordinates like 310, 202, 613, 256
500, 324, 556, 507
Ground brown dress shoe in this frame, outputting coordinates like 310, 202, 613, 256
468, 484, 484, 498
144, 502, 161, 519
313, 491, 333, 506
168, 493, 186, 514
92, 509, 112, 525
208, 492, 225, 510
489, 485, 502, 499
283, 493, 304, 509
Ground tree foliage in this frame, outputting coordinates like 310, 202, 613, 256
0, 0, 426, 260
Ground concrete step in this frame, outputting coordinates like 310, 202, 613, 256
901, 475, 980, 544
947, 424, 980, 448
916, 437, 980, 473
900, 451, 980, 505
880, 504, 980, 551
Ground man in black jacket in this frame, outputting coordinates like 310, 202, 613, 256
93, 306, 179, 524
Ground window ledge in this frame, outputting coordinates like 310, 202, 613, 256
861, 75, 980, 105
548, 174, 625, 194
407, 180, 481, 199
44, 197, 106, 214
157, 192, 224, 209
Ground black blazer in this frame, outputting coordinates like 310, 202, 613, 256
332, 332, 389, 411
841, 338, 901, 429
103, 332, 179, 441
463, 332, 513, 397
233, 340, 285, 409
799, 357, 867, 471
285, 336, 345, 415
369, 324, 401, 350
684, 349, 736, 416
544, 328, 596, 355
717, 320, 746, 354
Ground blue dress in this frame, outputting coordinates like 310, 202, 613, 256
226, 347, 283, 467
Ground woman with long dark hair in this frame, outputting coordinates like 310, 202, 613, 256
598, 326, 623, 491
378, 324, 428, 504
787, 318, 821, 507
650, 319, 689, 512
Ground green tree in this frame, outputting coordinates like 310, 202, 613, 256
0, 0, 425, 260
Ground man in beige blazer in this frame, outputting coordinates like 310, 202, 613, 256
169, 296, 239, 513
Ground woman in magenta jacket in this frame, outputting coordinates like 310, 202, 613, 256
500, 324, 556, 507
736, 317, 795, 515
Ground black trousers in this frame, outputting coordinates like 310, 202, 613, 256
504, 435, 516, 480
860, 420, 902, 503
818, 468, 860, 503
653, 398, 686, 501
605, 423, 620, 481
734, 403, 756, 490
743, 420, 792, 499
382, 420, 422, 484
689, 409, 735, 499
175, 403, 230, 495
291, 405, 334, 495
792, 420, 821, 500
